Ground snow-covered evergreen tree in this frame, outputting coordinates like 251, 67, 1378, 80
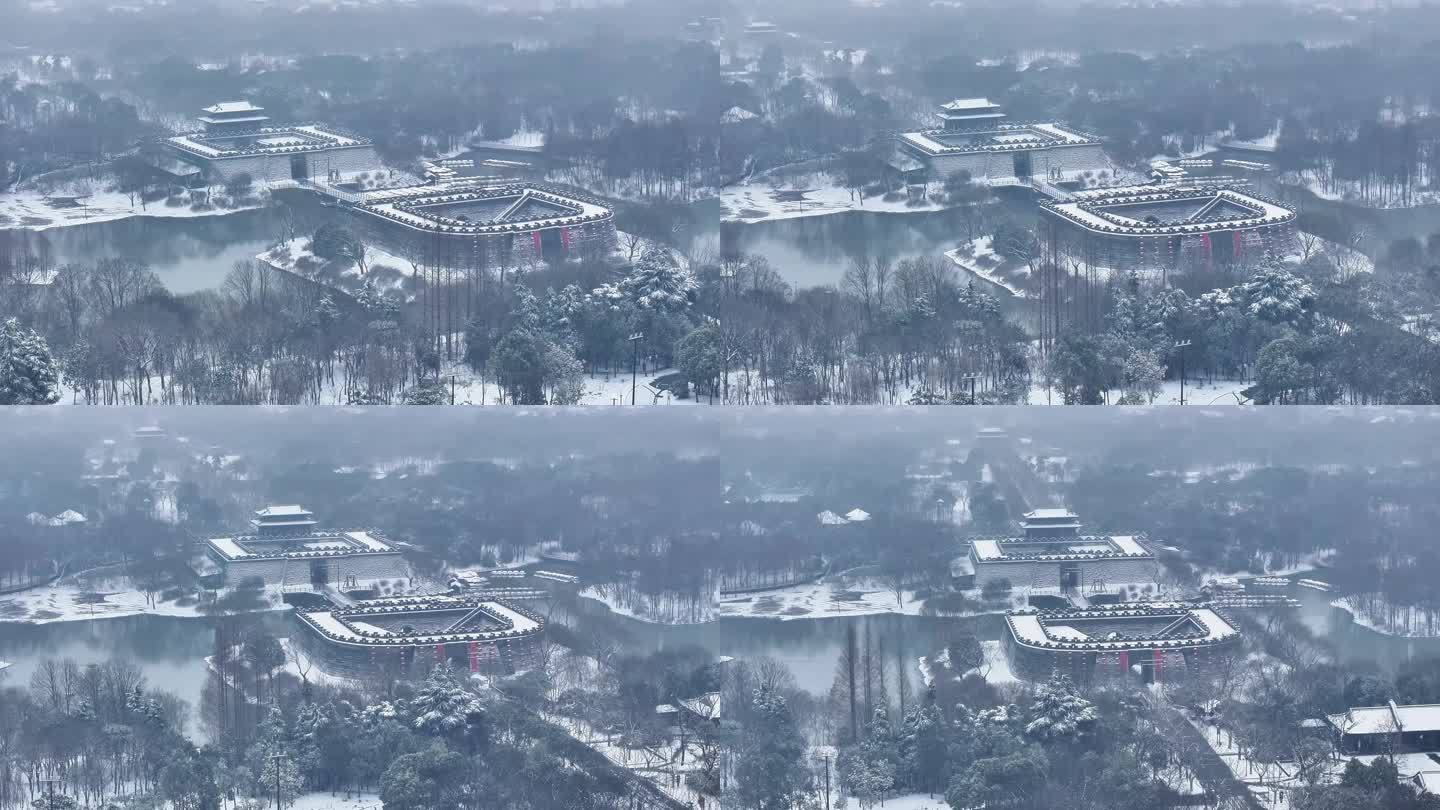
1023, 677, 1098, 742
0, 317, 62, 405
407, 664, 484, 740
620, 246, 696, 313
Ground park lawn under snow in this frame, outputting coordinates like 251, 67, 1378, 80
1026, 377, 1250, 406
719, 174, 952, 223
863, 795, 949, 810
945, 236, 1030, 298
0, 579, 213, 624
284, 792, 381, 810
1331, 594, 1440, 638
0, 186, 266, 231
717, 577, 926, 621
258, 237, 417, 299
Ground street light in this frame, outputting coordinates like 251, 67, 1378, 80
811, 746, 836, 810
1174, 340, 1193, 405
719, 263, 738, 404
628, 332, 644, 406
269, 752, 287, 809
960, 372, 982, 405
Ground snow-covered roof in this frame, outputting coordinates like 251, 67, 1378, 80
971, 539, 1003, 561
1414, 772, 1440, 794
1327, 702, 1440, 737
1043, 185, 1295, 237
203, 101, 264, 114
297, 597, 543, 648
818, 510, 848, 525
680, 692, 722, 721
344, 530, 390, 551
941, 97, 1000, 111
845, 508, 871, 522
356, 182, 613, 236
206, 529, 398, 561
1024, 507, 1078, 520
1007, 604, 1239, 651
721, 106, 759, 124
256, 504, 312, 518
167, 123, 368, 160
54, 509, 87, 524
970, 535, 1153, 563
900, 121, 1099, 156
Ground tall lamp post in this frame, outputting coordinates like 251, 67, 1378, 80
1174, 340, 1192, 405
269, 752, 287, 809
719, 262, 738, 404
811, 747, 835, 810
628, 332, 644, 406
960, 372, 982, 405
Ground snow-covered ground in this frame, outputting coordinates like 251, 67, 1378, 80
287, 792, 381, 810
1331, 595, 1440, 638
979, 639, 1018, 684
1026, 377, 1250, 406
719, 174, 952, 223
945, 236, 1029, 298
1192, 719, 1301, 809
867, 795, 949, 810
718, 576, 925, 621
0, 572, 287, 624
0, 186, 266, 231
257, 237, 417, 299
581, 583, 718, 625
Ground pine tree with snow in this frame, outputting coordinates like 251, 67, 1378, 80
1241, 266, 1315, 326
0, 318, 62, 405
1023, 677, 1098, 743
897, 702, 948, 793
732, 684, 809, 810
407, 664, 484, 742
620, 245, 697, 313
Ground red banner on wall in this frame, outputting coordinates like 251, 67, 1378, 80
468, 641, 479, 673
1153, 650, 1163, 683
532, 231, 543, 253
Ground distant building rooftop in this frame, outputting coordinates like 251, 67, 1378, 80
1007, 603, 1239, 652
203, 101, 265, 115
1042, 184, 1295, 238
206, 505, 398, 563
1327, 702, 1440, 737
971, 534, 1150, 563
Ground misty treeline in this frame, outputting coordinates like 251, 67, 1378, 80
3, 32, 730, 203
0, 643, 676, 809
1072, 460, 1440, 637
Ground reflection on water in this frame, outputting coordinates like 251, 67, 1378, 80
570, 598, 1000, 695
1291, 576, 1440, 669
0, 191, 336, 294
712, 193, 1037, 326
0, 612, 292, 737
2, 579, 1435, 740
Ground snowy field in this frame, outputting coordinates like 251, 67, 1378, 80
257, 237, 417, 299
719, 175, 952, 223
0, 564, 277, 624
1332, 595, 1440, 638
0, 187, 265, 231
869, 795, 949, 810
1026, 378, 1250, 406
945, 236, 1029, 298
718, 575, 925, 621
287, 792, 381, 810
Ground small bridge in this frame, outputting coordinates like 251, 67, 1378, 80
1029, 178, 1072, 201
